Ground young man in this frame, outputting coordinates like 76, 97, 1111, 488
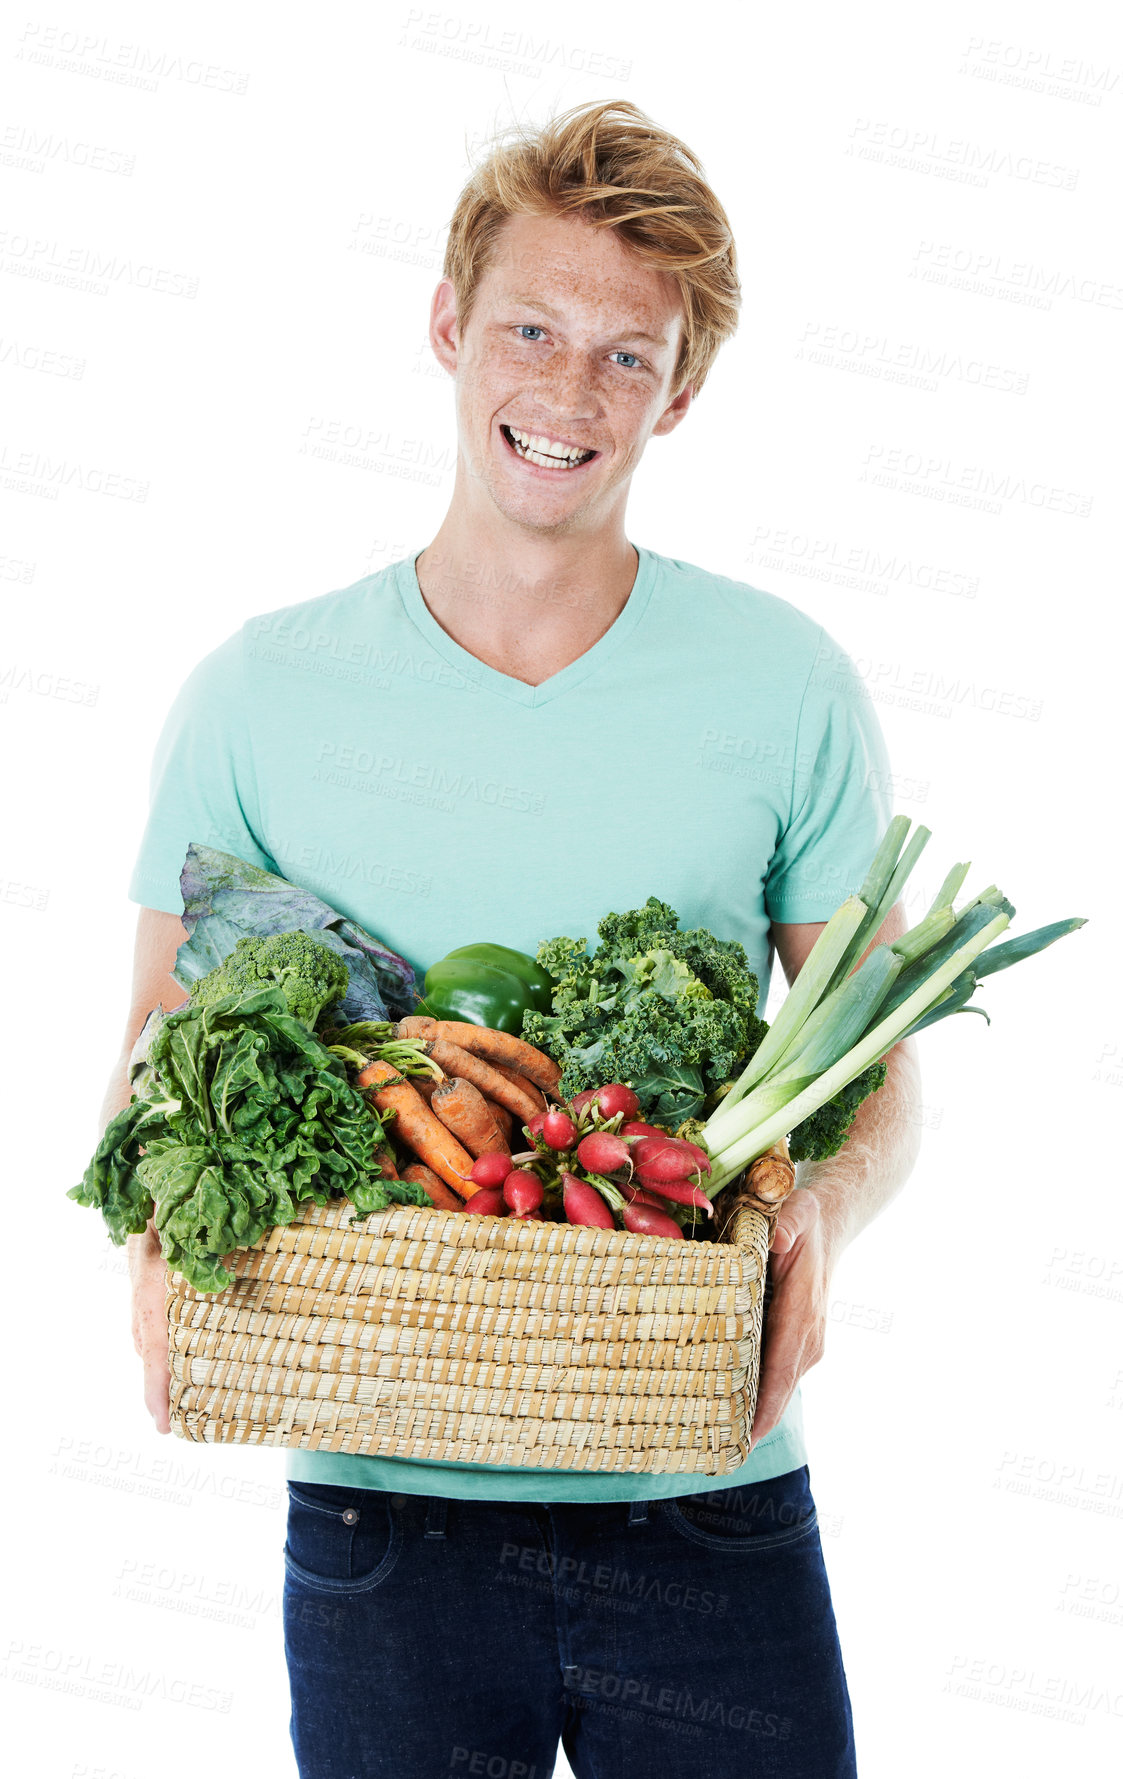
116, 100, 920, 1777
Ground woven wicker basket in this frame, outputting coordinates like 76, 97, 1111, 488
166, 1191, 775, 1476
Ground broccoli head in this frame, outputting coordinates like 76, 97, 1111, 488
188, 931, 349, 1031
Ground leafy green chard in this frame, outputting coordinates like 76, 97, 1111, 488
68, 985, 428, 1293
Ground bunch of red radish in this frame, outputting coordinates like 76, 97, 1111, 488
459, 1082, 713, 1241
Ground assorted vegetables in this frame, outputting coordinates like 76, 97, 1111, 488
69, 818, 1087, 1287
521, 896, 888, 1160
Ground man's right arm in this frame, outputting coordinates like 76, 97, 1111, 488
111, 907, 191, 1435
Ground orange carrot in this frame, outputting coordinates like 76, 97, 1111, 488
393, 1018, 560, 1094
401, 1162, 465, 1213
484, 1097, 513, 1143
490, 1062, 548, 1113
421, 1038, 542, 1124
356, 1058, 478, 1196
430, 1077, 510, 1158
372, 1144, 399, 1180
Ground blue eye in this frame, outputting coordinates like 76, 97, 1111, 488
514, 327, 645, 369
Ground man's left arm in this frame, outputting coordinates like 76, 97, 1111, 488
748, 901, 924, 1446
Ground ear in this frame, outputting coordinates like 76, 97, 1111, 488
428, 278, 460, 377
650, 378, 694, 439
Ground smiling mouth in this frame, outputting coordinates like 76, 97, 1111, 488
500, 424, 598, 470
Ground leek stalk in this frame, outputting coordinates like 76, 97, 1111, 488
699, 815, 1086, 1198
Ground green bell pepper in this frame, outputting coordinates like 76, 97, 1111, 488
421, 942, 554, 1034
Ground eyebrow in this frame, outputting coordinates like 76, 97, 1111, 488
499, 295, 669, 349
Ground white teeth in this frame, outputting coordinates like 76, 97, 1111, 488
507, 425, 592, 464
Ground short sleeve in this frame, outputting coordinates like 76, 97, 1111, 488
128, 630, 275, 915
764, 627, 894, 922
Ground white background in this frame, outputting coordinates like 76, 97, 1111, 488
2, 1, 1120, 1775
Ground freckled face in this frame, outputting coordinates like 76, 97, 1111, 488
449, 212, 689, 534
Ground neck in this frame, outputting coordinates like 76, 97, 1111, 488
412, 515, 641, 687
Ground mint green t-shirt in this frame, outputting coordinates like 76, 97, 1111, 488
129, 543, 892, 1502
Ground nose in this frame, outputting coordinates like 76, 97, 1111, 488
530, 345, 598, 422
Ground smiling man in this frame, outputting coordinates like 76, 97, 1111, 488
115, 99, 920, 1778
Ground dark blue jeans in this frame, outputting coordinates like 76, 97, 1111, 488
283, 1464, 856, 1778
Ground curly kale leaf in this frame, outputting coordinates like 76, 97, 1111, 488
787, 1061, 888, 1163
524, 900, 765, 1124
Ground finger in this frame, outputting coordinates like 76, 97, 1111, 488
751, 1291, 816, 1445
770, 1219, 795, 1254
143, 1352, 172, 1435
750, 1349, 792, 1449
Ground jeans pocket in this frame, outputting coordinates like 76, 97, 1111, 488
284, 1481, 403, 1593
660, 1465, 819, 1553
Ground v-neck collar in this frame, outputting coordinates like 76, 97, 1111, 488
393, 542, 658, 708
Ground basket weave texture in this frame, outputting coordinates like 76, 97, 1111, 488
166, 1195, 772, 1476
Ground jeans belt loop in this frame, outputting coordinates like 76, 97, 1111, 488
627, 1499, 650, 1526
424, 1497, 449, 1539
